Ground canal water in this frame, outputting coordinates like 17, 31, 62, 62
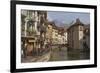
49, 46, 90, 61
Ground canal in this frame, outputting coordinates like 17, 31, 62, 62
49, 45, 90, 61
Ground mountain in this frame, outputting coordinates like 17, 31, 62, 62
52, 19, 74, 29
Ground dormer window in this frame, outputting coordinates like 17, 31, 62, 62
80, 26, 83, 31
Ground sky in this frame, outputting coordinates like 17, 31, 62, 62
47, 11, 90, 26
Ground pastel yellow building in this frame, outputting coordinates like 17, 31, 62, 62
45, 22, 59, 45
46, 22, 53, 44
52, 24, 59, 44
46, 22, 68, 45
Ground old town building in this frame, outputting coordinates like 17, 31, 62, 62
52, 25, 59, 44
67, 18, 84, 50
83, 25, 90, 50
57, 27, 67, 45
45, 22, 53, 44
62, 29, 68, 44
46, 22, 59, 45
21, 10, 47, 56
46, 22, 68, 45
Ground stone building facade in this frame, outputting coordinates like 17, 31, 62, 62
21, 10, 47, 56
67, 18, 84, 50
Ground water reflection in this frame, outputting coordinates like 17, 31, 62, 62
49, 46, 90, 61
